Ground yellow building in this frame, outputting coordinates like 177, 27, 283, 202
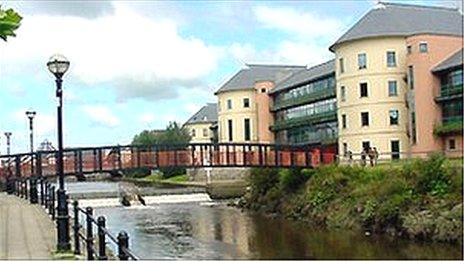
183, 103, 218, 143
330, 2, 462, 160
215, 64, 305, 143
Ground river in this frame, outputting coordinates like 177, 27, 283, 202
68, 182, 462, 259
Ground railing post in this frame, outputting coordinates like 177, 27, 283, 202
98, 149, 103, 172
24, 178, 28, 200
258, 145, 263, 166
117, 146, 122, 170
45, 183, 50, 209
86, 207, 95, 260
50, 185, 56, 220
36, 152, 42, 177
73, 200, 81, 255
29, 177, 38, 204
40, 177, 45, 205
15, 155, 21, 179
97, 216, 107, 260
117, 231, 129, 260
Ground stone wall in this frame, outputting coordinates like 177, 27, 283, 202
187, 167, 251, 182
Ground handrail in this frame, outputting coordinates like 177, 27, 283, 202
73, 201, 139, 260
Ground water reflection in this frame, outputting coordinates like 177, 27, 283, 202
95, 203, 462, 260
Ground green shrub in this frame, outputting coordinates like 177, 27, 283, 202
278, 168, 310, 192
159, 167, 186, 178
249, 168, 280, 197
124, 167, 151, 178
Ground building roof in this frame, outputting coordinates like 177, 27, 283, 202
184, 103, 218, 125
330, 2, 463, 51
215, 64, 306, 94
432, 48, 464, 73
270, 59, 335, 94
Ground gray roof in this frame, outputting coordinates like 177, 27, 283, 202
270, 60, 335, 94
432, 48, 463, 73
215, 64, 306, 94
330, 2, 463, 51
185, 103, 218, 125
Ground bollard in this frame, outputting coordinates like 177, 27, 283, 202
50, 186, 56, 219
97, 216, 107, 260
73, 201, 81, 255
117, 231, 129, 260
86, 207, 94, 260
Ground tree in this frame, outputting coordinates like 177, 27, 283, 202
132, 122, 191, 146
0, 6, 22, 41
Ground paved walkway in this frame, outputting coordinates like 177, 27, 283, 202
0, 193, 55, 260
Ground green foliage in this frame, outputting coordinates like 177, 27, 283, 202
132, 122, 191, 146
0, 6, 22, 41
433, 120, 463, 136
159, 166, 186, 179
244, 155, 463, 243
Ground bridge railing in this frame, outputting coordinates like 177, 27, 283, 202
1, 143, 330, 179
73, 201, 139, 260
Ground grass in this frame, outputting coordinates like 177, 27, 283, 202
244, 154, 463, 243
52, 250, 77, 260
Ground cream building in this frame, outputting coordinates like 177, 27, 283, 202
183, 103, 218, 143
215, 64, 305, 143
330, 2, 463, 159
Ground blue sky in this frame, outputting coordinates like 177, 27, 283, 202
0, 0, 461, 154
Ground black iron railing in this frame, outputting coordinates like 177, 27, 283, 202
72, 201, 138, 260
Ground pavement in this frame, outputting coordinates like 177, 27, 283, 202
0, 193, 55, 260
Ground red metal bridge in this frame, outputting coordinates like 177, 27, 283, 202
0, 143, 336, 179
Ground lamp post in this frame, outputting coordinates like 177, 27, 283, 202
4, 132, 13, 194
26, 110, 38, 204
47, 53, 71, 251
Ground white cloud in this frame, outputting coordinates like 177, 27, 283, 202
253, 6, 344, 41
4, 84, 26, 97
11, 109, 56, 136
1, 3, 222, 101
82, 105, 120, 127
138, 113, 155, 125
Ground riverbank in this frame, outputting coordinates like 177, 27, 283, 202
240, 154, 463, 244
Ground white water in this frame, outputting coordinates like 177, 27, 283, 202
77, 193, 212, 208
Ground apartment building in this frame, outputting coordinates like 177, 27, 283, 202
330, 2, 463, 159
214, 64, 305, 143
269, 60, 337, 151
183, 103, 218, 143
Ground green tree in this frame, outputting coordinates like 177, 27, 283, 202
132, 122, 191, 146
0, 6, 22, 41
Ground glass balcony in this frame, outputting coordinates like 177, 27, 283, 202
271, 111, 337, 132
435, 84, 463, 102
273, 87, 336, 111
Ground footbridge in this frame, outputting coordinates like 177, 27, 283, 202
0, 143, 336, 179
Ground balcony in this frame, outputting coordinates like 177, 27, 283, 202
433, 116, 463, 136
271, 111, 337, 132
272, 87, 336, 111
435, 84, 463, 103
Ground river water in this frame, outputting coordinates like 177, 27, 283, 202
70, 182, 462, 259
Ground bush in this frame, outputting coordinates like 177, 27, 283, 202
159, 167, 186, 179
124, 167, 151, 178
278, 168, 311, 192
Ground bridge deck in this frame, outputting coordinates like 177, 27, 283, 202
0, 193, 55, 259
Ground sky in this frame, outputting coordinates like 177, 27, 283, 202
0, 0, 461, 154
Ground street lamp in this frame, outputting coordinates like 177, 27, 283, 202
4, 132, 13, 194
47, 53, 71, 251
26, 110, 38, 204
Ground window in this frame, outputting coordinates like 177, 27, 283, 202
362, 141, 370, 151
389, 109, 399, 125
361, 112, 369, 126
343, 142, 348, 156
391, 140, 400, 160
228, 119, 233, 142
191, 129, 196, 137
358, 53, 367, 69
449, 139, 456, 150
407, 45, 412, 54
387, 51, 396, 67
419, 42, 428, 53
244, 118, 251, 141
339, 58, 344, 74
388, 81, 398, 96
342, 114, 347, 129
408, 66, 414, 90
227, 99, 232, 110
360, 83, 368, 97
261, 88, 266, 93
203, 128, 208, 137
243, 98, 250, 108
340, 86, 346, 101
